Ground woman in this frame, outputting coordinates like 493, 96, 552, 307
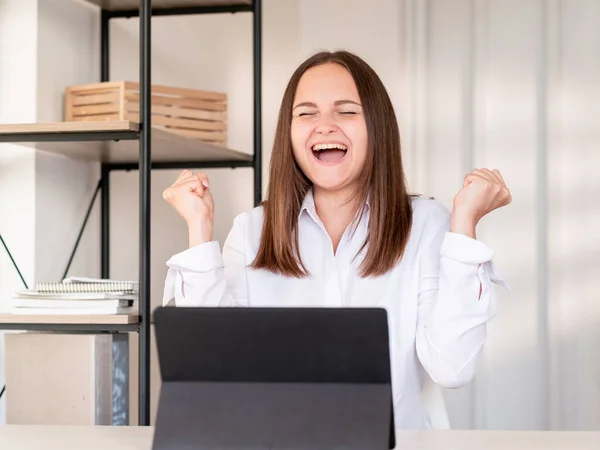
162, 50, 511, 429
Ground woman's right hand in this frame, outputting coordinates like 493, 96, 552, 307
163, 169, 214, 245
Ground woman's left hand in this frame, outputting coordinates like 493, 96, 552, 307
450, 168, 512, 238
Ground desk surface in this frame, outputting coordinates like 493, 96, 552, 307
0, 425, 598, 449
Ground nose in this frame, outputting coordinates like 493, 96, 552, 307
314, 113, 337, 135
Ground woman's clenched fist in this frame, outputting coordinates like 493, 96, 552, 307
163, 169, 214, 246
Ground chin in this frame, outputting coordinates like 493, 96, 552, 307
309, 176, 352, 193
303, 159, 357, 191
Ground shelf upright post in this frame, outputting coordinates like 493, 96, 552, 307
101, 9, 110, 82
100, 9, 111, 279
139, 0, 152, 427
253, 0, 262, 206
100, 164, 110, 279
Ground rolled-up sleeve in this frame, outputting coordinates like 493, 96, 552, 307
415, 215, 510, 389
162, 214, 249, 307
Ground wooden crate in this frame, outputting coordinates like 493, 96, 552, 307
65, 81, 227, 146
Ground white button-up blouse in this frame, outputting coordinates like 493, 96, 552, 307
163, 191, 509, 430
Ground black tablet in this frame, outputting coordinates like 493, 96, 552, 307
152, 306, 395, 450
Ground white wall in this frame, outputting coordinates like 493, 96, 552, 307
399, 0, 600, 430
0, 0, 39, 299
546, 0, 600, 430
408, 0, 546, 429
2, 0, 599, 431
36, 0, 100, 283
0, 0, 40, 425
0, 0, 100, 425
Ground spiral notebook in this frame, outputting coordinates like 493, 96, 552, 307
9, 276, 138, 314
35, 277, 138, 294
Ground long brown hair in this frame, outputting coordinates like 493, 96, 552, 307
251, 50, 413, 278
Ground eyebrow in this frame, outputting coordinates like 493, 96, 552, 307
292, 100, 362, 110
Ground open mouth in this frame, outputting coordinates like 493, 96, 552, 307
311, 143, 348, 163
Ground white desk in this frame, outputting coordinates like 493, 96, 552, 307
0, 425, 598, 449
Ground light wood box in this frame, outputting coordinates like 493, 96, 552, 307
65, 81, 227, 146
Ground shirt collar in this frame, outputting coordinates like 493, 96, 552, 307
299, 188, 319, 222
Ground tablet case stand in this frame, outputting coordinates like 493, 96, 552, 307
152, 306, 395, 450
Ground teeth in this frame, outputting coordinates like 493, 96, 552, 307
312, 143, 347, 151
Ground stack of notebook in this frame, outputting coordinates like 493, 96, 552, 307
10, 277, 138, 315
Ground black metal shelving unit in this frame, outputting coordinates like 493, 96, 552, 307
0, 0, 262, 426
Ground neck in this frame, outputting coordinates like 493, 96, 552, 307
313, 186, 360, 253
